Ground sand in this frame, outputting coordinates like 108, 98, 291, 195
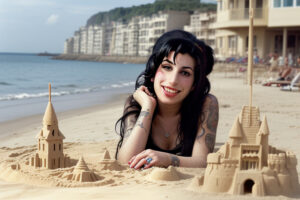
0, 70, 299, 199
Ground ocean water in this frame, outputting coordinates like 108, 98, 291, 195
0, 53, 144, 122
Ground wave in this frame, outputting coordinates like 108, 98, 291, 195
0, 81, 135, 101
110, 82, 135, 88
0, 81, 12, 86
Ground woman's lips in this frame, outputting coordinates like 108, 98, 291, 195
162, 86, 180, 97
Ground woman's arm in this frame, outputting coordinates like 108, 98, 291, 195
117, 86, 156, 164
184, 94, 219, 167
129, 94, 219, 169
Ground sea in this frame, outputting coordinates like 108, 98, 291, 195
0, 53, 144, 122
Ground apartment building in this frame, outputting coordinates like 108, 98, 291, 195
64, 38, 74, 54
64, 11, 190, 56
138, 11, 190, 56
215, 0, 300, 59
184, 11, 216, 49
79, 27, 88, 54
93, 26, 104, 55
127, 17, 140, 56
73, 31, 81, 54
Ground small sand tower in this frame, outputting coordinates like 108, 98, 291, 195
71, 156, 99, 182
31, 83, 70, 169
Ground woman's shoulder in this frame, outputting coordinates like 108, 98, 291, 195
203, 94, 218, 107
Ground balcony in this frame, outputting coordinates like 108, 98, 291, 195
215, 8, 268, 29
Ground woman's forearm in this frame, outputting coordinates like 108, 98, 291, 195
118, 106, 155, 163
174, 155, 207, 168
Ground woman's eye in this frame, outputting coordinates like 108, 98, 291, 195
162, 65, 172, 71
181, 71, 191, 77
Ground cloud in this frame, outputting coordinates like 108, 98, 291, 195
46, 14, 59, 24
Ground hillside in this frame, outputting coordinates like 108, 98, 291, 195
86, 0, 216, 26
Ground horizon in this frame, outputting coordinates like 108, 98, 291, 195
0, 0, 216, 54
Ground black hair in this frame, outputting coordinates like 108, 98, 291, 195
115, 30, 214, 159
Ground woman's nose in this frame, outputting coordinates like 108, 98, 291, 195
167, 72, 178, 85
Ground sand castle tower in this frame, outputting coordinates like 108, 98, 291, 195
199, 1, 299, 196
31, 84, 70, 169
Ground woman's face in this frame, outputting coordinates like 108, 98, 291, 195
153, 51, 195, 106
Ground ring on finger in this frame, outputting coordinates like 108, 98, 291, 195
146, 157, 152, 164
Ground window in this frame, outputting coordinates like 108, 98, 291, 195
288, 35, 296, 48
219, 37, 223, 48
228, 35, 237, 48
229, 0, 234, 8
273, 0, 281, 7
219, 0, 223, 10
52, 130, 54, 136
256, 0, 263, 8
283, 0, 293, 7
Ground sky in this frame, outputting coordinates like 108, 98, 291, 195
0, 0, 215, 53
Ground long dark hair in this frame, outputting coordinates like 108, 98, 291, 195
115, 30, 214, 159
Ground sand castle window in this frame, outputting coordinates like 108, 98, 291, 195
52, 130, 55, 136
54, 144, 56, 151
59, 144, 61, 151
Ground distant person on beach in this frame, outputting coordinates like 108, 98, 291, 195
115, 30, 218, 169
277, 56, 292, 81
269, 53, 279, 72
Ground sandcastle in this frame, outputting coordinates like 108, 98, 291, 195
31, 84, 70, 169
197, 1, 299, 196
198, 106, 299, 196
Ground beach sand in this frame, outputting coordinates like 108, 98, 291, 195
0, 71, 299, 199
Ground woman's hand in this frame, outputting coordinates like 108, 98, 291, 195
128, 149, 171, 169
133, 86, 156, 110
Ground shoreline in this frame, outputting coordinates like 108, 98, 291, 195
0, 93, 129, 148
53, 54, 148, 64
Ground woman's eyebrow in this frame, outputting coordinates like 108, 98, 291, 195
182, 66, 194, 71
162, 59, 173, 64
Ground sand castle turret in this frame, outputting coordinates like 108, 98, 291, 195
31, 84, 70, 169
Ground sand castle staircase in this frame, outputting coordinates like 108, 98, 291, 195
239, 106, 260, 144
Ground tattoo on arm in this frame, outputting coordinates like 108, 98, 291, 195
134, 110, 150, 133
205, 133, 216, 153
171, 155, 180, 167
206, 100, 219, 133
196, 127, 205, 140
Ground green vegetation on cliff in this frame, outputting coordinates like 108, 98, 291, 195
86, 0, 216, 26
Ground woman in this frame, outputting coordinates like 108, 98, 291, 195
115, 30, 219, 169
